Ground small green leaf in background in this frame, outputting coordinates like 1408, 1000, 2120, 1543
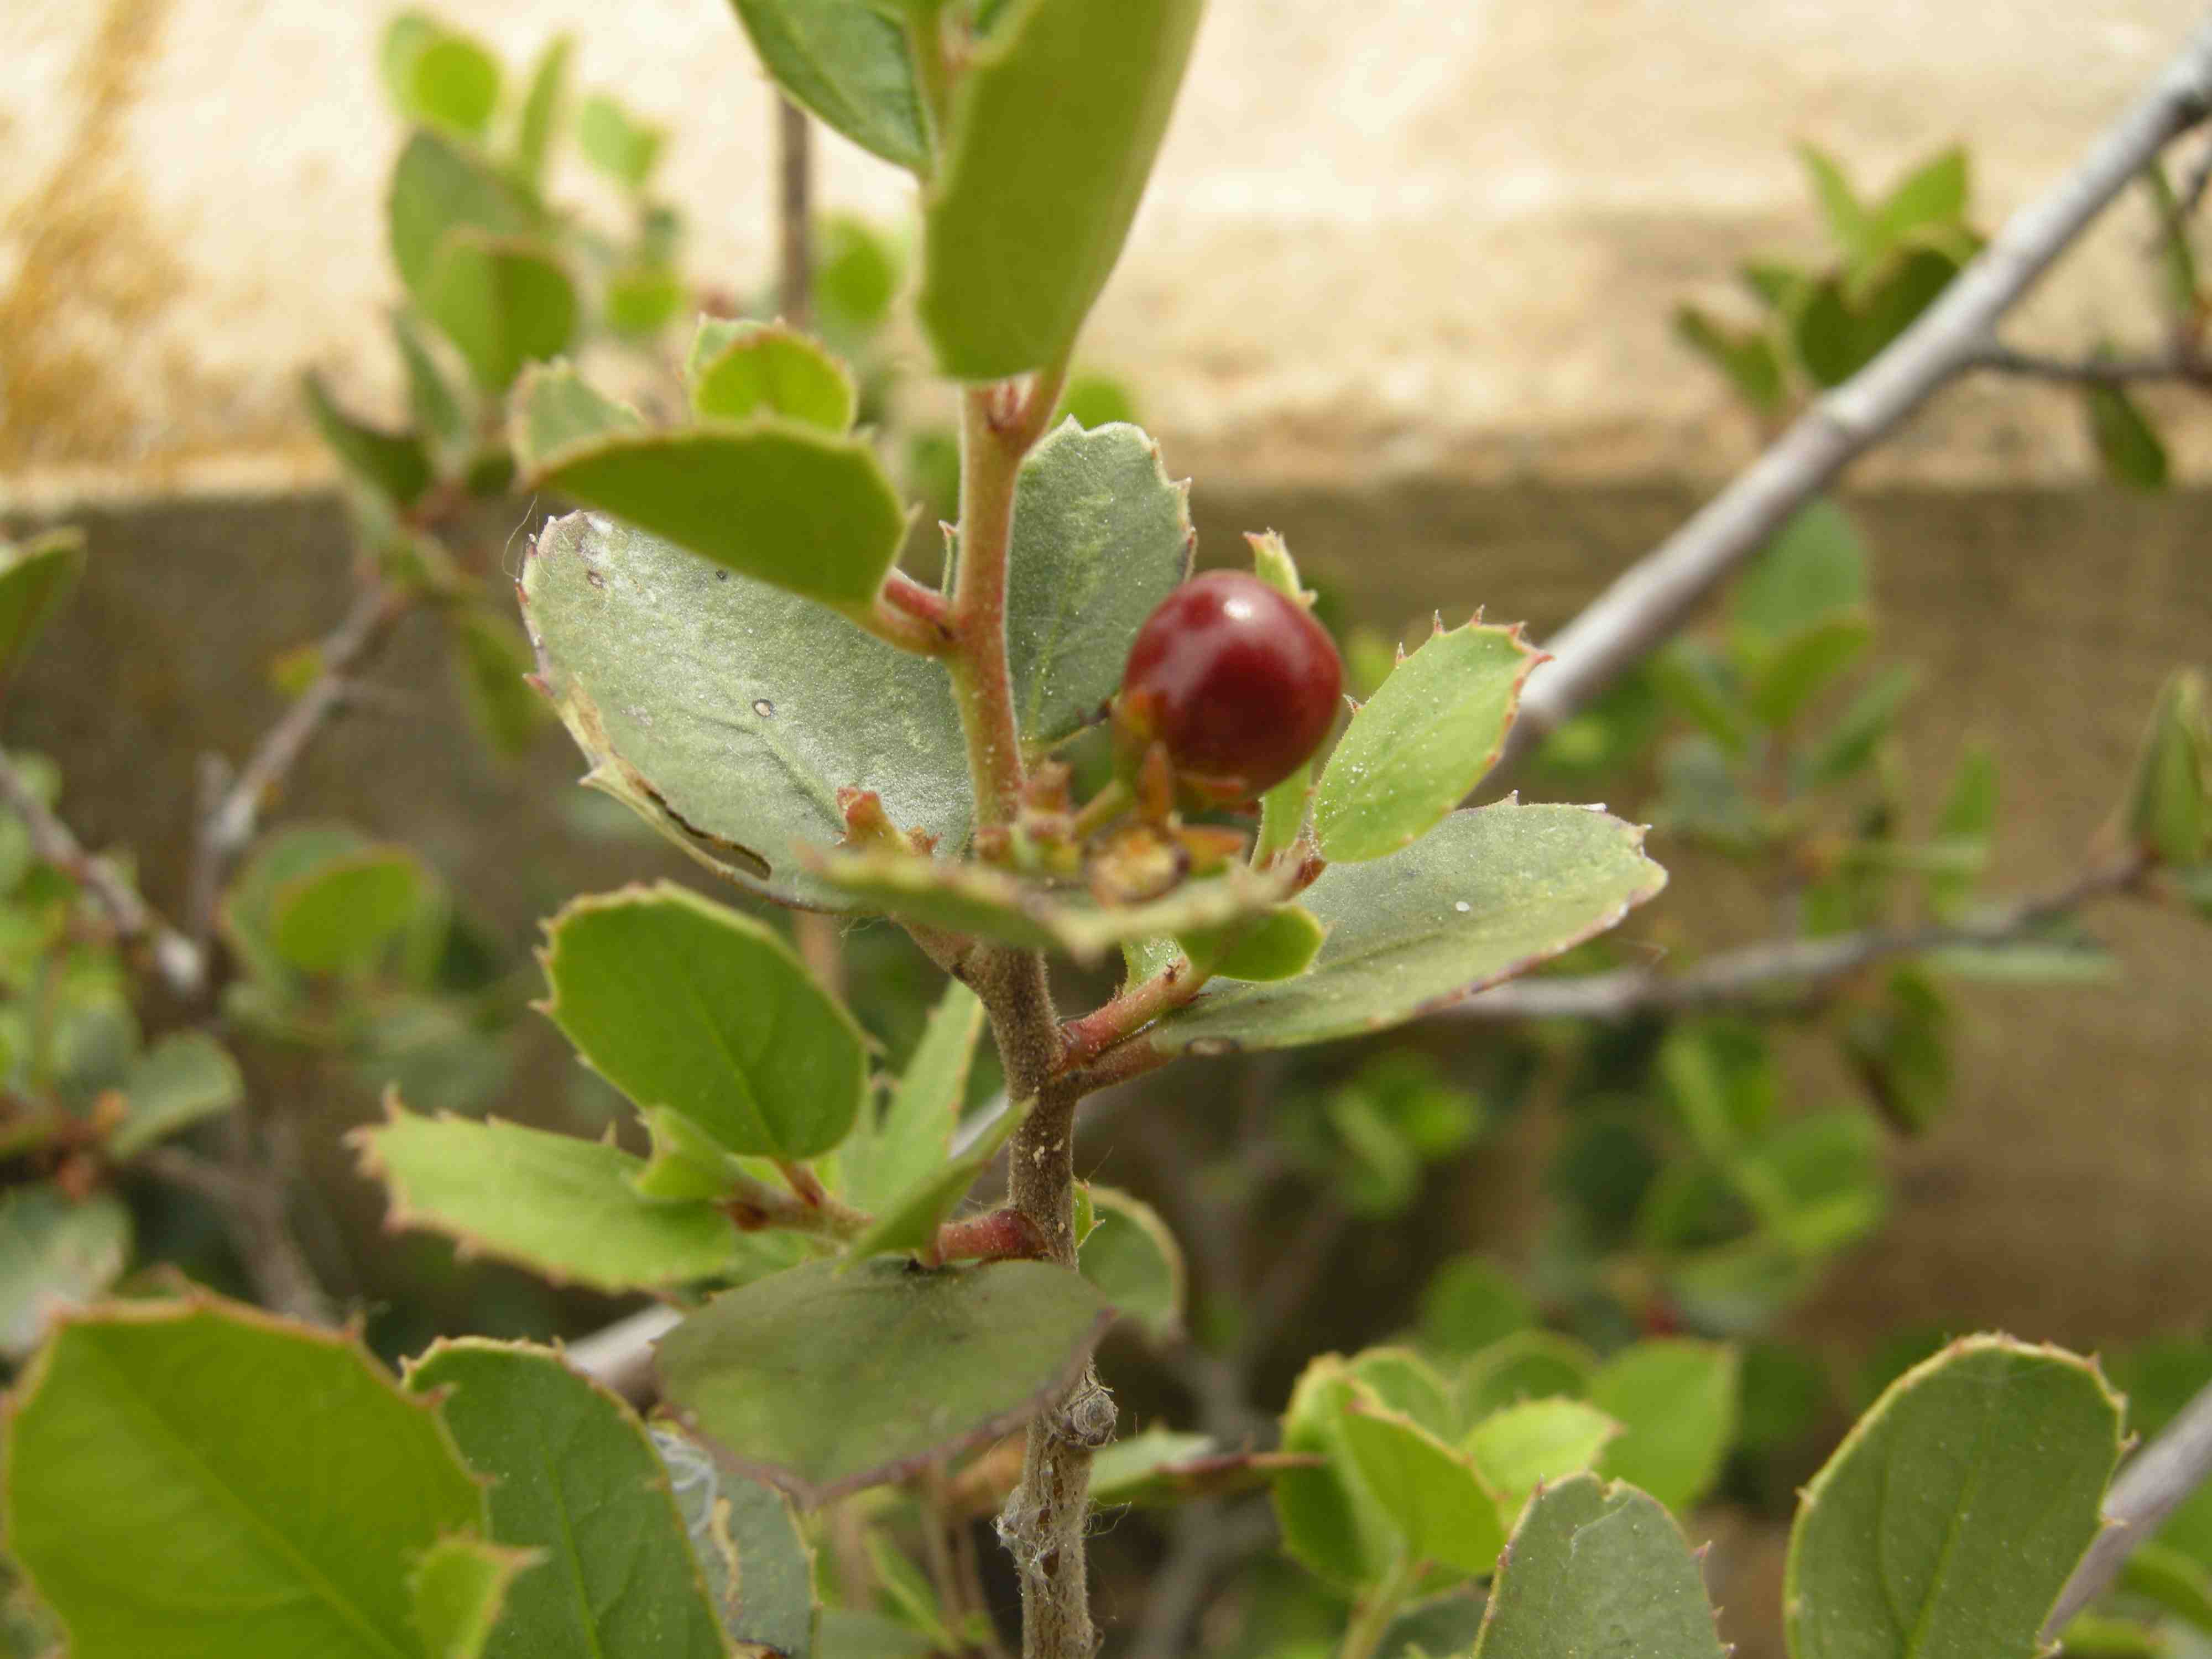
1087, 1426, 1216, 1505
6, 1298, 483, 1659
1178, 903, 1326, 982
1469, 1472, 1726, 1659
352, 1100, 739, 1291
410, 1537, 534, 1659
1791, 276, 1862, 387
1057, 372, 1141, 429
656, 1257, 1111, 1505
603, 264, 687, 337
630, 1106, 746, 1202
1873, 146, 1969, 247
422, 233, 578, 392
1347, 1347, 1460, 1439
388, 129, 536, 299
690, 321, 857, 430
919, 0, 1206, 378
269, 844, 429, 977
1841, 966, 1952, 1135
2088, 382, 2171, 491
0, 529, 87, 678
450, 608, 551, 758
1275, 1355, 1402, 1589
1589, 1338, 1738, 1513
815, 213, 901, 339
108, 1031, 243, 1159
406, 1341, 732, 1659
302, 369, 434, 509
533, 426, 905, 609
1340, 1389, 1506, 1574
1418, 1255, 1536, 1357
1797, 665, 1917, 790
510, 35, 571, 186
540, 883, 867, 1160
1734, 496, 1866, 643
841, 980, 985, 1214
394, 311, 468, 458
727, 0, 929, 174
1786, 1335, 2123, 1659
1674, 304, 1785, 411
841, 1097, 1029, 1262
2121, 669, 2207, 863
1313, 620, 1544, 864
864, 1532, 958, 1652
1927, 739, 1997, 918
382, 12, 502, 139
1798, 143, 1875, 270
0, 1187, 131, 1361
576, 92, 664, 190
1078, 1185, 1183, 1341
1463, 1397, 1621, 1528
509, 361, 642, 473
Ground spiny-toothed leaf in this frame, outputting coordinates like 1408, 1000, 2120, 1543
1347, 1347, 1460, 1440
302, 369, 434, 508
422, 232, 578, 392
919, 0, 1205, 378
1785, 1335, 2123, 1659
405, 1341, 732, 1659
1588, 1339, 1738, 1513
4, 1297, 483, 1659
539, 883, 867, 1159
841, 979, 986, 1214
1249, 530, 1317, 862
1003, 420, 1193, 748
1463, 1398, 1620, 1530
2088, 382, 2170, 491
841, 1098, 1029, 1262
350, 1100, 739, 1291
509, 363, 642, 474
1178, 903, 1325, 983
388, 129, 536, 299
1274, 1355, 1403, 1590
511, 35, 572, 186
655, 1257, 1111, 1506
0, 1186, 131, 1362
450, 607, 551, 758
107, 1032, 242, 1159
1340, 1389, 1506, 1574
1469, 1472, 1725, 1659
1460, 1330, 1598, 1421
690, 322, 857, 430
530, 426, 904, 609
1150, 802, 1666, 1054
1077, 1185, 1183, 1341
576, 92, 664, 190
410, 1536, 535, 1659
2121, 669, 2206, 863
520, 512, 972, 907
0, 529, 87, 677
1314, 620, 1545, 864
727, 0, 930, 173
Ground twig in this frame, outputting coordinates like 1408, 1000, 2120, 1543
2044, 1378, 2212, 1637
1444, 855, 2146, 1022
0, 752, 204, 995
566, 1303, 681, 1400
138, 1142, 335, 1327
1121, 1500, 1276, 1659
1492, 19, 2212, 776
1966, 343, 2212, 385
777, 97, 812, 329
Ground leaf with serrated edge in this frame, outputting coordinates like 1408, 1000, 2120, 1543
1784, 1335, 2122, 1659
655, 1258, 1111, 1506
405, 1340, 731, 1659
540, 883, 867, 1159
1077, 1185, 1183, 1340
4, 1295, 484, 1659
0, 529, 86, 677
728, 0, 929, 172
510, 362, 641, 474
1314, 619, 1546, 864
1589, 1339, 1738, 1513
843, 979, 986, 1214
1469, 1472, 1725, 1658
691, 322, 856, 431
1275, 1355, 1404, 1590
1340, 1388, 1506, 1574
422, 232, 577, 392
523, 511, 972, 908
1152, 802, 1666, 1053
1463, 1398, 1620, 1530
0, 1187, 131, 1361
1003, 420, 1193, 748
919, 0, 1205, 378
1460, 1331, 1598, 1421
410, 1536, 537, 1659
351, 1098, 738, 1291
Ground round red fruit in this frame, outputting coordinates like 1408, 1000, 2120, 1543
1116, 570, 1343, 799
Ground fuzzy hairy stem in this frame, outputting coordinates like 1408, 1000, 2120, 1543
1059, 958, 1209, 1070
949, 388, 1035, 827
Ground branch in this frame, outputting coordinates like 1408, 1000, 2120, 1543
1491, 19, 2212, 776
776, 97, 812, 330
2044, 1378, 2212, 1638
1443, 855, 2146, 1022
1966, 343, 2212, 385
0, 751, 204, 995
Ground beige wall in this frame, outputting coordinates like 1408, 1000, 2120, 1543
7, 0, 2212, 508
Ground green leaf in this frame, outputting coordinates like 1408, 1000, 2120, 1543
0, 1186, 130, 1361
1797, 665, 1917, 790
1348, 1348, 1460, 1439
509, 362, 643, 473
422, 233, 578, 393
1791, 276, 1861, 388
1250, 531, 1318, 862
6, 1298, 483, 1659
405, 1341, 732, 1659
576, 92, 664, 190
1088, 1427, 1217, 1504
1460, 1331, 1598, 1421
1468, 1472, 1725, 1659
108, 1031, 243, 1159
1732, 498, 1867, 643
351, 1102, 739, 1290
1078, 1185, 1183, 1341
817, 1609, 936, 1658
630, 1106, 748, 1202
864, 1531, 956, 1650
1089, 1433, 1315, 1509
2121, 1542, 2212, 1634
1588, 1339, 1738, 1513
841, 979, 985, 1214
841, 1097, 1028, 1261
1417, 1256, 1536, 1358
919, 0, 1205, 378
1057, 372, 1141, 430
1673, 305, 1785, 411
540, 883, 867, 1159
410, 1536, 534, 1659
510, 36, 572, 187
450, 607, 550, 758
0, 529, 86, 677
1178, 903, 1326, 982
816, 214, 902, 338
268, 844, 429, 977
603, 264, 687, 337
395, 311, 468, 458
1798, 144, 1875, 269
303, 369, 434, 508
1840, 966, 1952, 1135
2088, 383, 2171, 491
1874, 147, 1969, 246
531, 426, 905, 610
1149, 803, 1667, 1054
2143, 163, 2201, 319
690, 322, 857, 431
220, 823, 373, 991
1855, 244, 1961, 361
1004, 420, 1194, 748
2121, 670, 2207, 863
1340, 1389, 1507, 1574
727, 0, 929, 172
655, 1425, 820, 1655
382, 13, 502, 138
1275, 1355, 1405, 1589
1463, 1398, 1620, 1526
1785, 1336, 2123, 1659
1314, 620, 1545, 863
656, 1257, 1111, 1505
1928, 741, 1996, 918
388, 129, 536, 299
520, 511, 973, 908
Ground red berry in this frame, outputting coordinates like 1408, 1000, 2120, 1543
1116, 570, 1343, 800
